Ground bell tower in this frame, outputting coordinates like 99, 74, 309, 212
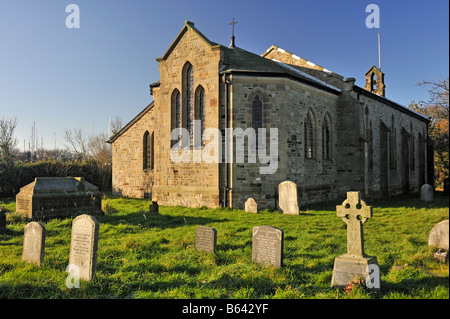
365, 65, 385, 97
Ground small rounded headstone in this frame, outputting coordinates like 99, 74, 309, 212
428, 220, 449, 251
245, 198, 258, 213
420, 184, 434, 202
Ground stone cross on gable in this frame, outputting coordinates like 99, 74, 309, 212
229, 18, 238, 49
229, 17, 238, 36
336, 191, 373, 257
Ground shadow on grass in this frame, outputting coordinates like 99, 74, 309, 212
98, 211, 230, 230
380, 275, 449, 297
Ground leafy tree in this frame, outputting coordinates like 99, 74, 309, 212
410, 78, 449, 188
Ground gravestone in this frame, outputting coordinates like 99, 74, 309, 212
69, 214, 99, 281
420, 184, 434, 202
245, 198, 258, 213
195, 226, 217, 253
22, 222, 46, 267
252, 225, 284, 267
149, 201, 159, 215
0, 209, 6, 231
278, 181, 299, 215
15, 177, 102, 220
331, 192, 379, 288
429, 220, 449, 263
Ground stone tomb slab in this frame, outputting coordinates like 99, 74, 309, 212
278, 181, 299, 215
69, 214, 99, 281
22, 222, 46, 267
195, 226, 217, 253
252, 225, 284, 267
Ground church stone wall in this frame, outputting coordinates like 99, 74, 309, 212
112, 108, 155, 198
229, 75, 340, 209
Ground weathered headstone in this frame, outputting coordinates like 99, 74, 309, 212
278, 181, 299, 215
331, 192, 379, 288
429, 220, 449, 263
245, 198, 258, 213
69, 214, 99, 281
195, 226, 217, 253
252, 225, 284, 267
22, 222, 46, 267
149, 201, 159, 215
420, 184, 434, 202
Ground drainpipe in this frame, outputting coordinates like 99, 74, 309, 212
223, 73, 230, 208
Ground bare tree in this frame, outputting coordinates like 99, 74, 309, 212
0, 116, 19, 159
110, 116, 124, 136
64, 127, 90, 161
89, 132, 112, 165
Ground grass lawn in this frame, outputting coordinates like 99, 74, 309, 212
0, 192, 448, 299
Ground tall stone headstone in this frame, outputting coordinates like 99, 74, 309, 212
278, 181, 299, 215
69, 214, 99, 281
420, 184, 434, 202
331, 192, 379, 288
245, 198, 258, 213
252, 225, 284, 267
22, 222, 46, 267
195, 226, 217, 253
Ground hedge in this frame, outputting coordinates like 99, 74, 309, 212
0, 160, 111, 198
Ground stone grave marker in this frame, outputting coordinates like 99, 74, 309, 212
195, 226, 217, 253
420, 184, 434, 202
428, 220, 449, 263
245, 198, 258, 213
69, 214, 99, 281
331, 191, 379, 288
22, 222, 46, 267
149, 201, 159, 215
278, 181, 299, 215
0, 209, 6, 231
252, 225, 284, 267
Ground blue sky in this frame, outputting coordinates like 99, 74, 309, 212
0, 0, 448, 151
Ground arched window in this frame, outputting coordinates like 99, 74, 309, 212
183, 62, 194, 145
370, 73, 377, 91
195, 86, 205, 146
171, 89, 181, 146
390, 115, 397, 168
304, 109, 315, 159
322, 113, 331, 160
143, 131, 154, 170
252, 95, 263, 148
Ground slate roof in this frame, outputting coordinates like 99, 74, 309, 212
220, 46, 341, 93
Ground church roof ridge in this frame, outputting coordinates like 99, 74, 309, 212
262, 45, 337, 77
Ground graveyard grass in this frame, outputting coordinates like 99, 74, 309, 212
0, 193, 448, 299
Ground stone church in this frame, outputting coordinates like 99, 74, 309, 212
108, 20, 432, 210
